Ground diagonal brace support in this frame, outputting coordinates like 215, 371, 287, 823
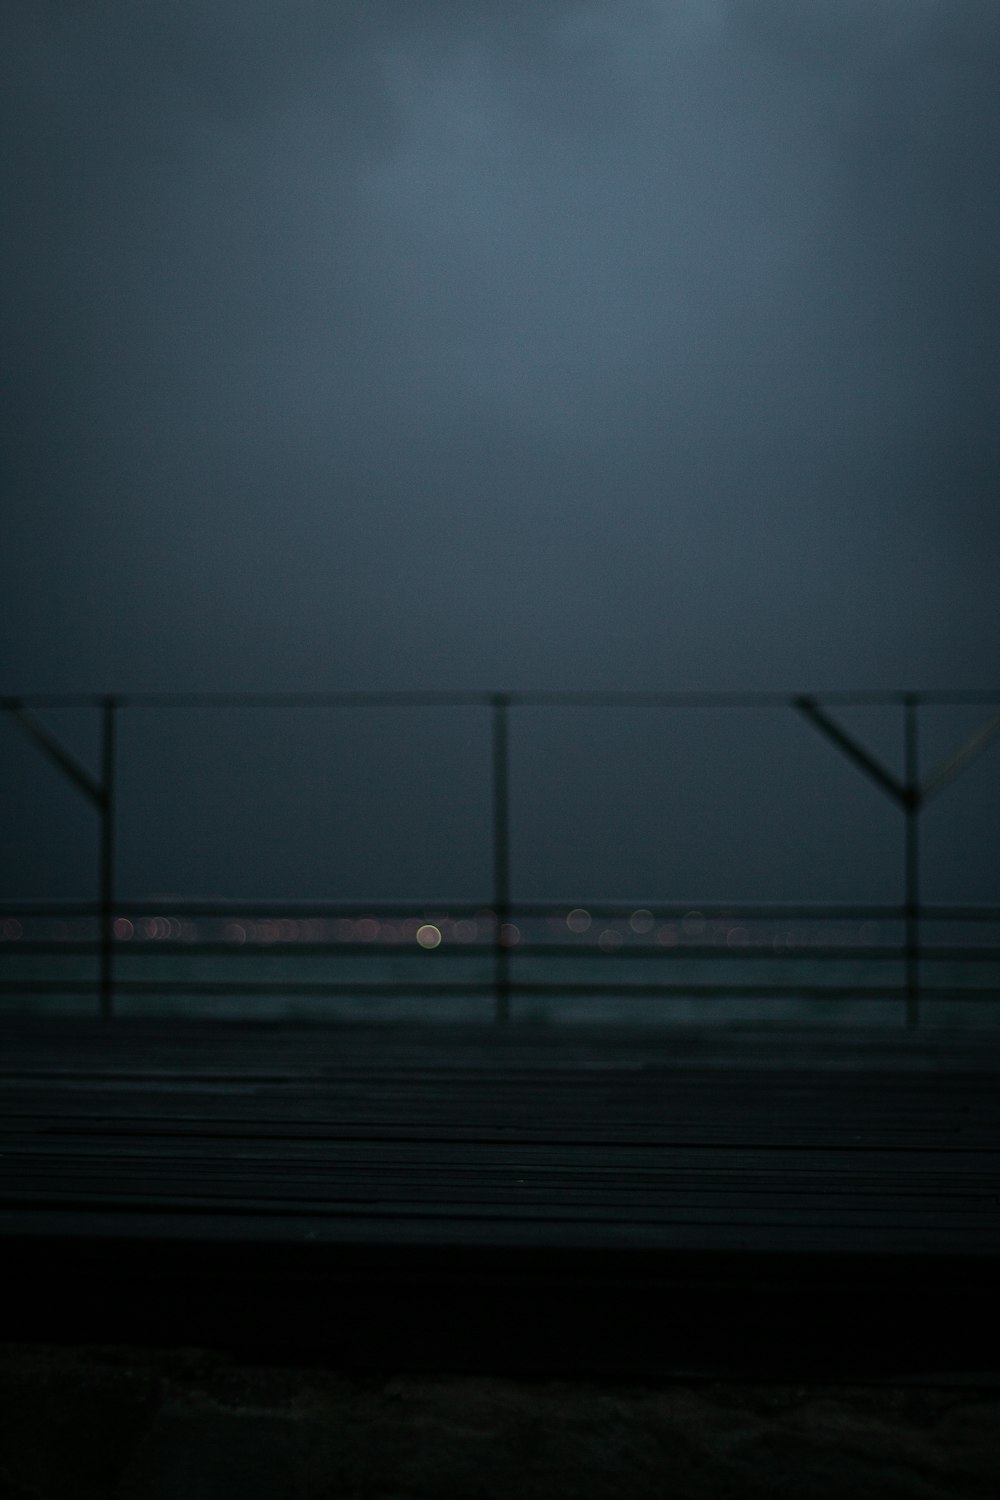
8, 705, 106, 807
920, 710, 1000, 803
794, 697, 910, 806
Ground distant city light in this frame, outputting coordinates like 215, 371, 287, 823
416, 924, 442, 949
112, 917, 134, 940
566, 908, 591, 933
598, 928, 623, 952
629, 909, 654, 934
500, 922, 521, 947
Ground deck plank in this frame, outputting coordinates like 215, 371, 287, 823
2, 1018, 1000, 1376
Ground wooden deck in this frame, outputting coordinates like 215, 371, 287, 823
2, 1019, 1000, 1379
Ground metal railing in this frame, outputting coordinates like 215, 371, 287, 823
2, 690, 999, 1027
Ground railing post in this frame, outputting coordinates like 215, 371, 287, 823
903, 696, 920, 1030
491, 694, 512, 1024
99, 697, 118, 1020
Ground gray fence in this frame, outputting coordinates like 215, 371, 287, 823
2, 690, 999, 1026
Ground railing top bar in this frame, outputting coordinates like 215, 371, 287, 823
4, 899, 999, 920
1, 692, 495, 709
3, 689, 1000, 710
510, 690, 1000, 708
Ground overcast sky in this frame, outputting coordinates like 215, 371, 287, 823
2, 2, 998, 901
4, 0, 999, 696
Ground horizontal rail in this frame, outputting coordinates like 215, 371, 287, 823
3, 900, 1000, 921
5, 689, 1000, 710
4, 980, 997, 1001
3, 942, 1000, 961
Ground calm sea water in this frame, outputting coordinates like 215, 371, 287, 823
3, 947, 998, 1027
3, 906, 998, 1024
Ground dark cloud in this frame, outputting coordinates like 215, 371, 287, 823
2, 0, 998, 697
2, 2, 998, 904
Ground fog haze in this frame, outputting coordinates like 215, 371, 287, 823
2, 2, 998, 903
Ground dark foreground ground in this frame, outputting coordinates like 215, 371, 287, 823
2, 1343, 1000, 1500
2, 1019, 999, 1494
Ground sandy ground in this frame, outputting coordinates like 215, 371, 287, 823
2, 1344, 1000, 1499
